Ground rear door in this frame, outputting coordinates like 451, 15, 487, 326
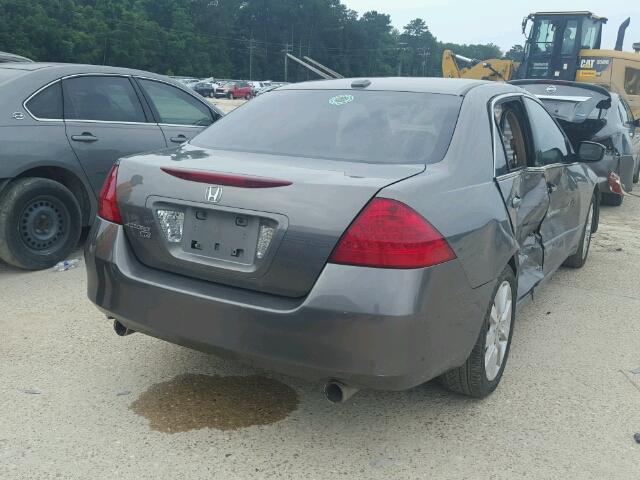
63, 75, 166, 194
135, 78, 220, 147
492, 95, 550, 299
522, 97, 583, 274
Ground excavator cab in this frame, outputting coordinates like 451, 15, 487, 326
516, 12, 607, 80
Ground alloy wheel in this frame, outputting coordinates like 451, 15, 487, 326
582, 203, 594, 260
485, 281, 512, 381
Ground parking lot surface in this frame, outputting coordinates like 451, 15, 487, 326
1, 196, 639, 480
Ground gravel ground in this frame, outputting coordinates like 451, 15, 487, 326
1, 195, 639, 479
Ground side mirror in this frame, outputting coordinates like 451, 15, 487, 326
578, 141, 606, 163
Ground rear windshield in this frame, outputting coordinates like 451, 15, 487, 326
191, 89, 462, 164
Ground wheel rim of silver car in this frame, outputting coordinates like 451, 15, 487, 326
485, 281, 512, 382
582, 204, 594, 260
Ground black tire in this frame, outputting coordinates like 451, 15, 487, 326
563, 195, 595, 268
633, 169, 639, 184
244, 93, 252, 100
601, 192, 623, 207
440, 266, 516, 398
208, 92, 214, 98
227, 92, 233, 100
0, 178, 82, 270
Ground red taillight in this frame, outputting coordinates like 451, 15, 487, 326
98, 165, 122, 224
328, 198, 456, 269
161, 167, 292, 188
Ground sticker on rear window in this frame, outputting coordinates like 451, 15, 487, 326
329, 94, 354, 106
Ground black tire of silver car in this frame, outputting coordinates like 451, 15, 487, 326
601, 192, 623, 207
440, 265, 516, 398
563, 194, 596, 269
0, 178, 82, 270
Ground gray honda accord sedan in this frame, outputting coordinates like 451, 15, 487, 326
86, 78, 604, 400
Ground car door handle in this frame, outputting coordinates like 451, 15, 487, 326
71, 132, 98, 142
547, 182, 558, 193
512, 196, 521, 208
170, 135, 188, 144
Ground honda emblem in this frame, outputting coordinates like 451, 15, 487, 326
205, 186, 223, 204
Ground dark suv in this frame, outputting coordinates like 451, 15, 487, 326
0, 63, 223, 270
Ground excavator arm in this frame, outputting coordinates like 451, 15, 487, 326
442, 49, 519, 81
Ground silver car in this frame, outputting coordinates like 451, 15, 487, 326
0, 63, 223, 270
85, 78, 603, 400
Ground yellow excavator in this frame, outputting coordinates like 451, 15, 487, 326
442, 11, 640, 116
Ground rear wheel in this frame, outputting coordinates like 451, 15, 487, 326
563, 195, 595, 268
601, 192, 623, 206
244, 93, 252, 100
441, 266, 516, 398
0, 178, 82, 270
208, 92, 214, 98
227, 92, 233, 100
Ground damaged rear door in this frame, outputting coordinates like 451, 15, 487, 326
522, 97, 584, 274
492, 95, 550, 300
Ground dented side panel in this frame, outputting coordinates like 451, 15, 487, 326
495, 169, 549, 300
540, 165, 584, 274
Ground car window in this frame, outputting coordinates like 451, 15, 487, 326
138, 79, 215, 127
617, 101, 630, 125
26, 81, 63, 119
524, 98, 569, 166
192, 89, 463, 165
494, 99, 528, 172
63, 76, 146, 123
622, 101, 635, 125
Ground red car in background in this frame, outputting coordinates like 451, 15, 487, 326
215, 81, 253, 99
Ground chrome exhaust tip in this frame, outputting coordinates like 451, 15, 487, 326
324, 381, 359, 404
113, 319, 135, 337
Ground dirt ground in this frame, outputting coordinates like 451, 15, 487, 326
1, 193, 639, 479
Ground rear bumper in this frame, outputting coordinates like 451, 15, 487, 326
85, 219, 494, 390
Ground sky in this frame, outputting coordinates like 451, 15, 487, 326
343, 0, 639, 53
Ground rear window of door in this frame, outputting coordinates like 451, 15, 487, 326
25, 81, 63, 120
523, 98, 569, 166
137, 79, 214, 127
493, 99, 529, 172
63, 76, 146, 123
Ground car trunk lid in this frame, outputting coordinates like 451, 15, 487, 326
117, 144, 424, 297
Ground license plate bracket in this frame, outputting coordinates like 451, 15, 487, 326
182, 207, 259, 265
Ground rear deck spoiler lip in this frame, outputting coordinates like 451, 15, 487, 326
509, 79, 612, 99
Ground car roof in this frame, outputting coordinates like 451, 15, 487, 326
0, 62, 171, 78
280, 77, 496, 96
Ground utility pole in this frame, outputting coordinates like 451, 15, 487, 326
249, 38, 255, 81
421, 48, 430, 77
397, 42, 408, 76
102, 36, 108, 65
283, 44, 292, 82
